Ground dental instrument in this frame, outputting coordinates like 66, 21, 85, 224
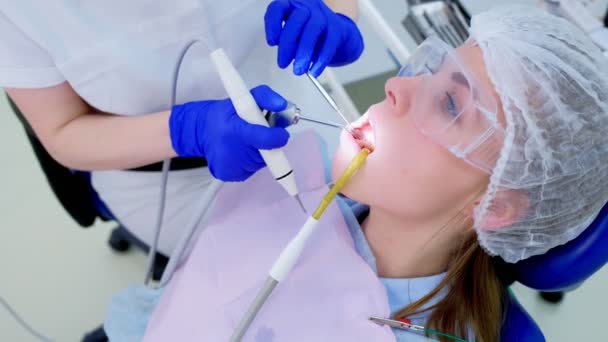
306, 72, 356, 134
156, 40, 308, 287
210, 48, 306, 212
158, 103, 343, 288
229, 148, 371, 342
264, 102, 346, 130
369, 316, 468, 342
299, 115, 345, 129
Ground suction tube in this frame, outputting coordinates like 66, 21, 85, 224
229, 148, 371, 342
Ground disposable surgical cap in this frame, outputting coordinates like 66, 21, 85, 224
469, 5, 608, 263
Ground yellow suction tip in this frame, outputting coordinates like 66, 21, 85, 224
312, 148, 370, 220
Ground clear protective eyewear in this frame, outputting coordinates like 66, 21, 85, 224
398, 36, 505, 174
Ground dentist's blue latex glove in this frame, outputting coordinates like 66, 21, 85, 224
169, 85, 289, 182
265, 0, 364, 77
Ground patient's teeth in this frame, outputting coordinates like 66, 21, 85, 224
351, 128, 363, 140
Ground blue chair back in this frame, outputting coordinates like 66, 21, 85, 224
500, 202, 608, 341
501, 292, 545, 342
513, 203, 608, 291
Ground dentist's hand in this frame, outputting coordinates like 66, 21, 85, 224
265, 0, 364, 77
169, 85, 289, 181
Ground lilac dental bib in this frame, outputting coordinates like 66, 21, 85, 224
143, 132, 395, 342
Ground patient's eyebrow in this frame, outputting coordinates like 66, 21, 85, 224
451, 72, 469, 88
451, 71, 479, 100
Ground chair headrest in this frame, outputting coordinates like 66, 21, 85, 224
511, 203, 608, 291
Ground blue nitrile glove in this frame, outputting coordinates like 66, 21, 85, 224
265, 0, 364, 77
169, 85, 289, 182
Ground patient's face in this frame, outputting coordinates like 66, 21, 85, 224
332, 41, 504, 220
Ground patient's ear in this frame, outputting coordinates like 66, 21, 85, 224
467, 189, 529, 231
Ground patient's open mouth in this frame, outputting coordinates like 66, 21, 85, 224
351, 114, 375, 152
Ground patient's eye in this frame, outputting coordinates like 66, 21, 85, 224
442, 92, 459, 118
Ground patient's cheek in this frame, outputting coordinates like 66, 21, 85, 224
331, 150, 360, 198
331, 152, 346, 183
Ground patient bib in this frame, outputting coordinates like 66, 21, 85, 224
143, 131, 396, 341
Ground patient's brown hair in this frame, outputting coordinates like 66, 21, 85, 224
394, 233, 508, 342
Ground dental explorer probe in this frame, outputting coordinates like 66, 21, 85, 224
210, 48, 306, 212
306, 72, 356, 134
299, 115, 344, 129
265, 102, 348, 130
229, 148, 371, 342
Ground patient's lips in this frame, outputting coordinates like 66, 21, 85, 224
351, 127, 363, 140
351, 113, 375, 152
339, 111, 376, 155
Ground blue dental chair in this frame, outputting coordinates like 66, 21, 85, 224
500, 203, 608, 341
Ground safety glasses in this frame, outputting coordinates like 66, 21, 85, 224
398, 36, 505, 174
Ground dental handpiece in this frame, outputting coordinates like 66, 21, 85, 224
210, 48, 305, 211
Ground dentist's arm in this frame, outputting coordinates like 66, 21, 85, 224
264, 0, 364, 77
5, 83, 289, 181
6, 83, 176, 170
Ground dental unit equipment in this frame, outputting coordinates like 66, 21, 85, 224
230, 147, 372, 342
157, 45, 353, 289
210, 49, 306, 212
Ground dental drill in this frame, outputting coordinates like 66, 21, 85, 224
229, 147, 372, 342
210, 49, 306, 212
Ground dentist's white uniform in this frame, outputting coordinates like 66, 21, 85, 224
0, 0, 340, 255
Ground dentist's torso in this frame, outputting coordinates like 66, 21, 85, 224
1, 0, 338, 255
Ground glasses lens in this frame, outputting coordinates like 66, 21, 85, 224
407, 42, 475, 137
398, 36, 503, 172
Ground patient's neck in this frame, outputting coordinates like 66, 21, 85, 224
362, 207, 459, 279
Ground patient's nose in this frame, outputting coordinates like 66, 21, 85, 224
385, 77, 417, 116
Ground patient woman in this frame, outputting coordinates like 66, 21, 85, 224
105, 5, 608, 342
